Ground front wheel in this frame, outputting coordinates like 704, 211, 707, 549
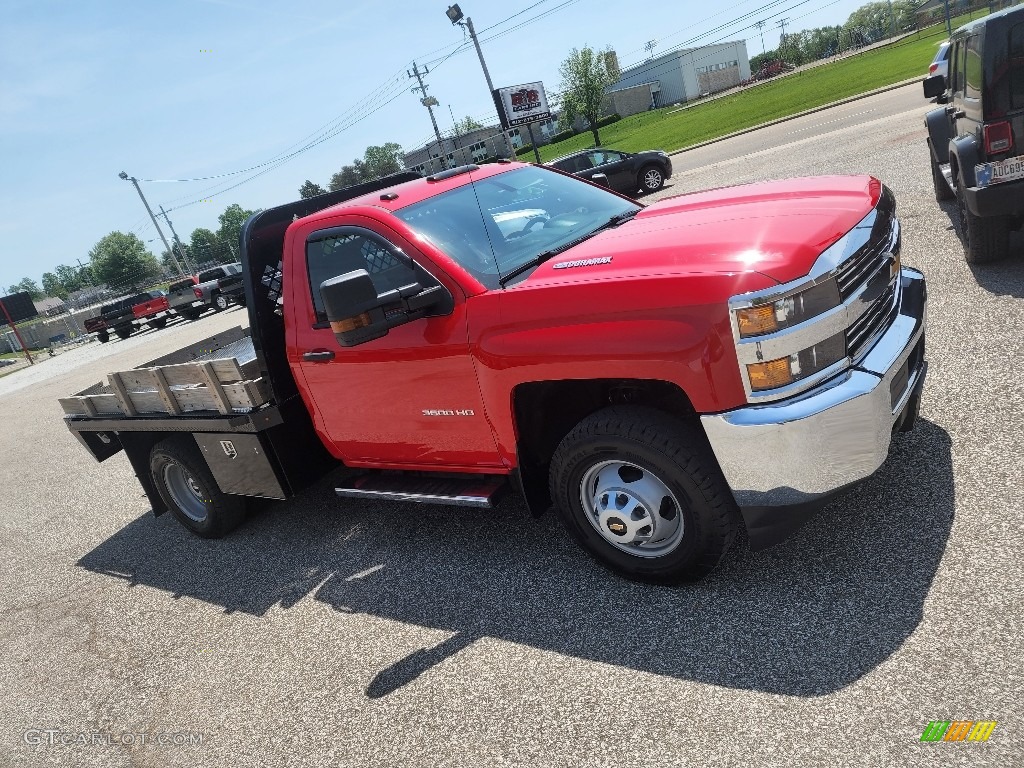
213, 293, 229, 311
150, 436, 247, 538
96, 330, 109, 344
639, 165, 665, 193
958, 176, 1010, 263
149, 316, 167, 329
114, 326, 133, 340
549, 406, 740, 583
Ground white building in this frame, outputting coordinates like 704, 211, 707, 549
610, 41, 751, 107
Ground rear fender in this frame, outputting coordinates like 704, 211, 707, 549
950, 136, 981, 188
924, 108, 951, 163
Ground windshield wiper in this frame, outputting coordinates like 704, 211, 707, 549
596, 209, 639, 230
497, 209, 639, 287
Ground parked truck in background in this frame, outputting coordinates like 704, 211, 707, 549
82, 290, 173, 343
165, 275, 205, 321
192, 263, 246, 311
61, 163, 927, 583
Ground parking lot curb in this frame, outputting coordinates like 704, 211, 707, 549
670, 77, 922, 157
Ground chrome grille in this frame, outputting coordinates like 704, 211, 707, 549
834, 217, 899, 300
837, 215, 900, 361
847, 280, 899, 360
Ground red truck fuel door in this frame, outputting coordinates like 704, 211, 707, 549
291, 225, 502, 471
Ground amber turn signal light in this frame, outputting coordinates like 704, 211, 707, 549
747, 358, 793, 390
736, 305, 779, 337
330, 312, 372, 334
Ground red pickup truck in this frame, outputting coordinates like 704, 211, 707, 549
83, 291, 172, 342
61, 163, 927, 582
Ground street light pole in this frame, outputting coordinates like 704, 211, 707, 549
118, 172, 186, 278
446, 5, 517, 160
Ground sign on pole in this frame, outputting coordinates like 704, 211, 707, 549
0, 292, 39, 326
493, 81, 551, 128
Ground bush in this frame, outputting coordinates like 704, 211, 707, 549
549, 129, 576, 144
596, 113, 622, 127
515, 144, 534, 156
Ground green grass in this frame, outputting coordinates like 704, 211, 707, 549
536, 12, 984, 163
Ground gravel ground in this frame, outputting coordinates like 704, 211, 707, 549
1, 94, 1021, 768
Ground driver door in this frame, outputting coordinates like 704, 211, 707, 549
288, 223, 502, 471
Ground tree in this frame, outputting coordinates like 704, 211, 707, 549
363, 143, 404, 178
328, 143, 404, 191
216, 204, 256, 257
450, 116, 483, 137
299, 180, 327, 199
87, 232, 160, 290
6, 277, 43, 300
189, 227, 222, 265
40, 264, 91, 300
558, 45, 620, 147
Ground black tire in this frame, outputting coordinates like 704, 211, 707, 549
96, 330, 109, 344
638, 164, 665, 193
181, 307, 201, 321
213, 293, 229, 311
549, 405, 740, 584
149, 316, 167, 329
930, 151, 954, 202
957, 176, 1010, 263
114, 326, 133, 340
149, 436, 247, 538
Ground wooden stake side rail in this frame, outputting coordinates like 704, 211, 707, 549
59, 357, 268, 418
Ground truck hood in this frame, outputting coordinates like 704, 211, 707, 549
526, 175, 882, 287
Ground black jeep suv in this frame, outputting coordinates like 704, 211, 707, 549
923, 4, 1024, 263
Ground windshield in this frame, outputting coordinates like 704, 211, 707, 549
394, 166, 640, 288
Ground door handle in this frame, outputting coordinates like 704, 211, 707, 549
302, 350, 335, 362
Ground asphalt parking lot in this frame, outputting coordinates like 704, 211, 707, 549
1, 87, 1021, 767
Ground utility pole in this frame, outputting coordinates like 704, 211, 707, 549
159, 205, 195, 274
446, 5, 516, 160
943, 0, 952, 39
408, 62, 449, 169
644, 40, 657, 61
777, 18, 789, 49
754, 20, 767, 54
886, 0, 897, 38
118, 172, 186, 277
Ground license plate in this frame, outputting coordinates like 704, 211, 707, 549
975, 155, 1024, 187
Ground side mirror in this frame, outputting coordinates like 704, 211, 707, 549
923, 74, 946, 99
320, 269, 455, 348
321, 270, 389, 347
590, 173, 611, 188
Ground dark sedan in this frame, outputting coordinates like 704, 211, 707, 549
547, 148, 673, 195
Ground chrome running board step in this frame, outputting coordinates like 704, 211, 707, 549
335, 474, 509, 508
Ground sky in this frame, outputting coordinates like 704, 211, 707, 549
0, 0, 876, 291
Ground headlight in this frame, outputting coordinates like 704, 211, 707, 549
734, 279, 840, 338
745, 332, 847, 391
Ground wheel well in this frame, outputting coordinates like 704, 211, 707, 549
511, 379, 697, 515
118, 431, 188, 516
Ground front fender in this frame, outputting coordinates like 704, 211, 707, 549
924, 108, 950, 163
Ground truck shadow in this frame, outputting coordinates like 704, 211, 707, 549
938, 200, 1024, 297
78, 419, 953, 698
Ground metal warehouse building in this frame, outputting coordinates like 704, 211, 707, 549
609, 41, 751, 108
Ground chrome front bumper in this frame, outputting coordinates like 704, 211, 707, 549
701, 267, 927, 511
